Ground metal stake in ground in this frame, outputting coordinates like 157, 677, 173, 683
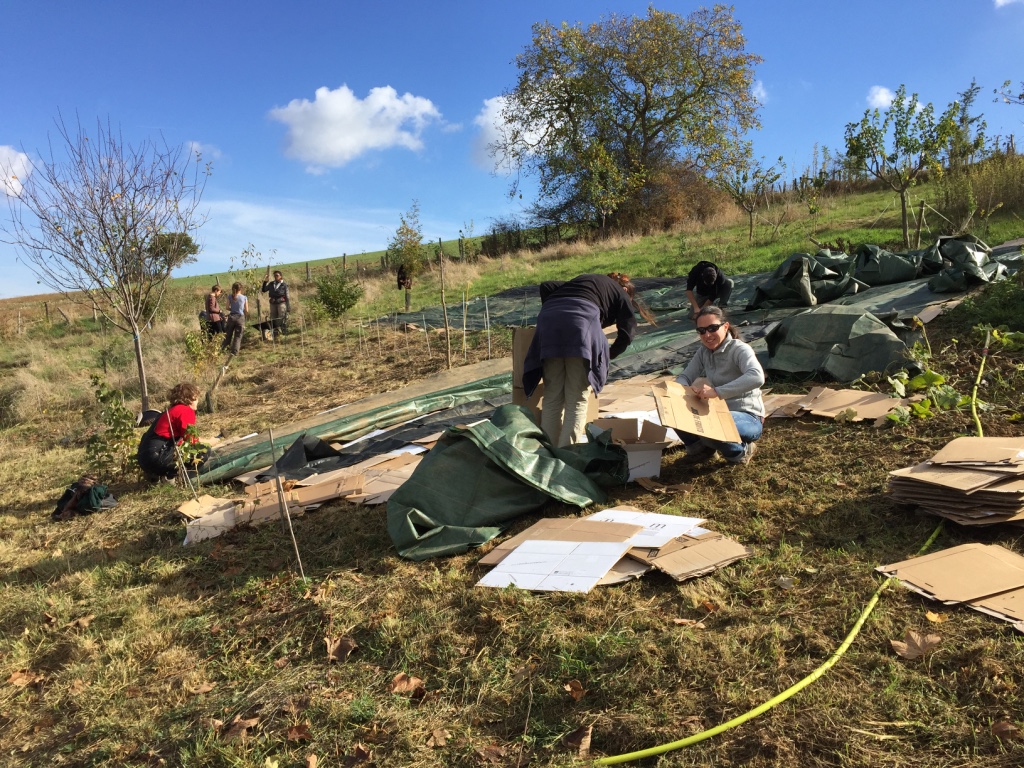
484, 296, 491, 359
267, 427, 308, 582
422, 313, 431, 356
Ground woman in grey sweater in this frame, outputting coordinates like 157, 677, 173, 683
676, 306, 765, 465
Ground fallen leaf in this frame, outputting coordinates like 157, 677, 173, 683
69, 679, 89, 694
672, 618, 706, 629
474, 744, 506, 764
8, 670, 41, 687
925, 611, 948, 624
702, 601, 719, 613
274, 656, 290, 669
512, 662, 538, 683
67, 614, 95, 629
287, 722, 312, 741
282, 697, 309, 717
325, 636, 357, 663
42, 612, 58, 626
890, 629, 941, 660
635, 477, 692, 494
187, 681, 216, 695
561, 725, 592, 758
427, 728, 449, 747
220, 715, 259, 743
776, 576, 795, 590
341, 743, 371, 766
305, 755, 318, 768
564, 680, 586, 701
390, 672, 426, 698
992, 721, 1023, 742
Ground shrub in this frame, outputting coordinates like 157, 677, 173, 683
313, 270, 363, 319
84, 375, 140, 480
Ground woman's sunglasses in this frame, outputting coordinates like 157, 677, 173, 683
696, 323, 724, 335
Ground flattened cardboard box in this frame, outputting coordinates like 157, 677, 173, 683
627, 531, 752, 582
478, 517, 645, 566
652, 380, 741, 444
929, 436, 1024, 469
876, 543, 1024, 604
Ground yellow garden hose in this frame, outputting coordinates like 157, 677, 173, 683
596, 521, 945, 765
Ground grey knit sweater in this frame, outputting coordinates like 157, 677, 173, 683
676, 336, 766, 418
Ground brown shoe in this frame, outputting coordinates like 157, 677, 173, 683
729, 443, 757, 465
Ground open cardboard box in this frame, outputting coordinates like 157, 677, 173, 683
652, 380, 741, 444
591, 417, 673, 480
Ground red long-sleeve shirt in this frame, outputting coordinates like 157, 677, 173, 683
153, 403, 197, 443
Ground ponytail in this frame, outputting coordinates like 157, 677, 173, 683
608, 272, 658, 326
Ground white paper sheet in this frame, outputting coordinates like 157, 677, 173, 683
476, 540, 632, 592
584, 508, 706, 548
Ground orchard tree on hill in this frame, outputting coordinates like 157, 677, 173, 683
492, 5, 762, 231
1, 116, 209, 410
845, 85, 960, 248
718, 152, 784, 242
388, 200, 424, 312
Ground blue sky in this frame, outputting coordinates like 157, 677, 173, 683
2, 0, 1022, 298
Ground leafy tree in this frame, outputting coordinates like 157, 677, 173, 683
387, 200, 424, 311
2, 116, 209, 410
312, 269, 363, 319
493, 5, 761, 231
995, 79, 1024, 107
718, 153, 784, 242
844, 85, 960, 248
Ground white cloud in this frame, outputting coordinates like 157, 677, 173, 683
867, 85, 895, 109
471, 96, 508, 170
0, 145, 31, 197
269, 84, 442, 171
995, 0, 1023, 7
188, 140, 222, 161
752, 80, 768, 104
471, 95, 546, 172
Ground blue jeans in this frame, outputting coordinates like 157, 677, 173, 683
681, 410, 762, 461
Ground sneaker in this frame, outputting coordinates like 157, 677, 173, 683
680, 444, 716, 465
728, 443, 757, 465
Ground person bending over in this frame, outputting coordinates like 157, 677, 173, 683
676, 306, 765, 465
523, 272, 656, 447
137, 382, 206, 483
686, 261, 734, 319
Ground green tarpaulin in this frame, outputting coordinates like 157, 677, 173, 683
386, 404, 627, 560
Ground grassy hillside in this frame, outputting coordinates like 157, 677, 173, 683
1, 183, 1023, 766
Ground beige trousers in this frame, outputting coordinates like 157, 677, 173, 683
540, 357, 592, 447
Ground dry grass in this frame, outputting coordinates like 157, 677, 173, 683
1, 249, 1024, 766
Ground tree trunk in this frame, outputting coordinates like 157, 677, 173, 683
900, 189, 911, 248
439, 238, 452, 370
404, 288, 411, 312
748, 210, 755, 242
132, 323, 151, 411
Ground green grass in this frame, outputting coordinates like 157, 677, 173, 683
1, 184, 1024, 766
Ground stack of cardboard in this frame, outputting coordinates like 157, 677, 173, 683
888, 437, 1024, 526
878, 543, 1024, 632
476, 506, 752, 593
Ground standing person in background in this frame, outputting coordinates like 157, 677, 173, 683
261, 268, 290, 339
137, 382, 206, 483
676, 306, 765, 465
686, 261, 734, 319
522, 272, 656, 447
204, 284, 224, 338
221, 282, 248, 355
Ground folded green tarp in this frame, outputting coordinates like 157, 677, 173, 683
747, 251, 864, 310
387, 404, 628, 560
765, 305, 918, 382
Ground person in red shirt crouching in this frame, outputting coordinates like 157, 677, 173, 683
137, 382, 206, 483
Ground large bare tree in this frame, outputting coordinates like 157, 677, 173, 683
2, 116, 209, 410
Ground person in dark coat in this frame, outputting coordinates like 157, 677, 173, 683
261, 269, 290, 338
137, 382, 205, 483
686, 261, 734, 318
522, 273, 656, 447
204, 284, 225, 337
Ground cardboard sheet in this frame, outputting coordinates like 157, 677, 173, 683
652, 380, 741, 444
476, 540, 633, 593
584, 508, 706, 548
478, 517, 644, 566
877, 543, 1024, 604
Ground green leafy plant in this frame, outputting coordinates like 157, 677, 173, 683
183, 330, 222, 381
85, 375, 140, 479
313, 268, 363, 319
178, 423, 209, 480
